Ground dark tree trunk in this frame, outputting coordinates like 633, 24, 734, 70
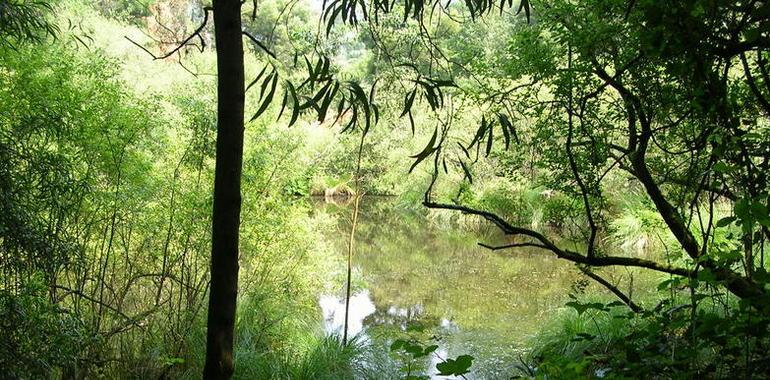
204, 1, 244, 378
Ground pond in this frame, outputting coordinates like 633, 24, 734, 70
312, 197, 582, 379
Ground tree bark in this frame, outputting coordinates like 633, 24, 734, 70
204, 1, 244, 378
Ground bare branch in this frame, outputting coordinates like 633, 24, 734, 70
580, 267, 643, 313
478, 242, 550, 251
423, 200, 693, 277
125, 6, 213, 61
242, 30, 276, 59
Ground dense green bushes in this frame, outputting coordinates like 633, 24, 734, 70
0, 6, 368, 377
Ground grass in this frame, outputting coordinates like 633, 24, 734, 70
172, 313, 371, 379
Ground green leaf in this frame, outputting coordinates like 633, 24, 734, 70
403, 342, 424, 356
348, 81, 371, 134
499, 114, 511, 149
436, 354, 474, 376
286, 81, 300, 127
457, 141, 470, 159
735, 198, 751, 220
485, 120, 494, 157
657, 278, 677, 291
301, 80, 333, 110
408, 125, 438, 173
712, 161, 730, 173
459, 159, 473, 184
251, 73, 278, 121
716, 216, 736, 228
277, 87, 288, 121
401, 89, 416, 117
408, 110, 415, 135
246, 64, 268, 92
517, 0, 530, 23
390, 339, 408, 352
565, 301, 606, 315
317, 81, 339, 123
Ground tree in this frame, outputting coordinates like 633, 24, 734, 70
130, 0, 768, 376
204, 0, 245, 378
330, 0, 770, 312
204, 0, 769, 323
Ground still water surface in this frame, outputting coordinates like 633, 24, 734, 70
312, 198, 581, 379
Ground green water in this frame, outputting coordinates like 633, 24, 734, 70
313, 198, 582, 379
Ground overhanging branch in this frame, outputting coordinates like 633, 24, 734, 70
424, 200, 693, 278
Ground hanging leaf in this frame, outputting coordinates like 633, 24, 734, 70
246, 64, 268, 92
458, 141, 470, 159
348, 81, 371, 135
517, 0, 531, 23
372, 103, 380, 125
485, 121, 494, 156
408, 110, 415, 136
318, 81, 339, 123
409, 125, 439, 173
499, 114, 511, 150
259, 70, 275, 99
467, 116, 488, 150
401, 89, 417, 117
459, 159, 473, 184
301, 80, 333, 109
341, 104, 358, 133
498, 113, 520, 144
251, 73, 278, 121
287, 81, 300, 127
277, 87, 288, 121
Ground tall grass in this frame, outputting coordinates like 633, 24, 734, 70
174, 310, 371, 379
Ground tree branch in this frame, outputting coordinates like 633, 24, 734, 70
424, 200, 693, 277
125, 6, 212, 61
580, 267, 643, 313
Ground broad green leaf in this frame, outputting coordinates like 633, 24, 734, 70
436, 354, 473, 376
716, 216, 736, 228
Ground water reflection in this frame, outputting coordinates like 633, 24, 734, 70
313, 198, 580, 378
320, 290, 376, 337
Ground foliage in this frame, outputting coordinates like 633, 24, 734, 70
3, 0, 770, 378
0, 0, 57, 47
0, 279, 87, 379
94, 0, 158, 22
389, 333, 474, 379
0, 3, 365, 378
527, 288, 770, 379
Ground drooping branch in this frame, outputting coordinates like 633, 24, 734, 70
587, 57, 769, 309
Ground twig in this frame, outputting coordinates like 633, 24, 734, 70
124, 6, 213, 61
242, 31, 276, 59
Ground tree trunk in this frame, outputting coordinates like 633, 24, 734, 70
204, 1, 244, 378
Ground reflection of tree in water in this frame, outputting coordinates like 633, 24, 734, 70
363, 303, 429, 330
318, 198, 581, 336
314, 197, 659, 376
